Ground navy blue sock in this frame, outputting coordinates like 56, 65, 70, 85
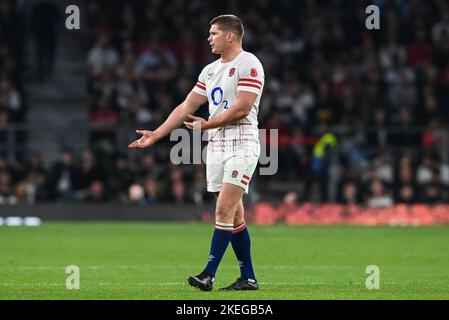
231, 222, 256, 280
204, 222, 233, 277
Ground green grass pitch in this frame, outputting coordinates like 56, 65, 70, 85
1, 222, 449, 299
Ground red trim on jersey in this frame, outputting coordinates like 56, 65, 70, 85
243, 175, 251, 180
198, 81, 205, 86
238, 83, 261, 90
239, 78, 262, 85
240, 180, 248, 186
196, 83, 206, 90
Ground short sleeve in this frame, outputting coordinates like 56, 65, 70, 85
192, 67, 207, 96
237, 57, 264, 95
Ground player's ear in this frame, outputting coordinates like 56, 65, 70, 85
227, 32, 234, 42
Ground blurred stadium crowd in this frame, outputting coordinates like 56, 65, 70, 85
0, 1, 26, 151
1, 0, 449, 206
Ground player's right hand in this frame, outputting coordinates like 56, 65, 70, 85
128, 130, 158, 149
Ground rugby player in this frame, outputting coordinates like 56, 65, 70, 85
129, 14, 264, 291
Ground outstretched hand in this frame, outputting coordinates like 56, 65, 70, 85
128, 130, 159, 149
183, 114, 209, 131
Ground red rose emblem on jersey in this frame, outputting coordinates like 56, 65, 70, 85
231, 170, 238, 178
250, 68, 258, 77
229, 68, 235, 77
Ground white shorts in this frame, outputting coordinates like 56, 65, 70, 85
206, 142, 260, 194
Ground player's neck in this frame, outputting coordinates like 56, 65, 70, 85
220, 47, 243, 63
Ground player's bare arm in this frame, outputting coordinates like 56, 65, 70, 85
183, 91, 257, 130
128, 91, 207, 148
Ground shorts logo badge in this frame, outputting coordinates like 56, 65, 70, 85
229, 67, 235, 77
232, 170, 238, 178
250, 68, 258, 77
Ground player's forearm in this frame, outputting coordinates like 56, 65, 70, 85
205, 104, 250, 130
153, 103, 191, 139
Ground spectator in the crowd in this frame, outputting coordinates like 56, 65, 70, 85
129, 95, 152, 126
85, 180, 108, 202
0, 155, 19, 180
366, 179, 394, 208
167, 165, 188, 203
22, 151, 51, 202
191, 167, 208, 205
128, 183, 145, 204
372, 151, 394, 185
406, 26, 434, 68
276, 191, 299, 221
394, 160, 418, 203
431, 9, 449, 44
0, 170, 15, 204
365, 108, 390, 148
390, 108, 420, 147
339, 128, 368, 171
396, 184, 417, 204
87, 30, 120, 78
420, 167, 445, 204
171, 178, 187, 204
416, 154, 436, 185
108, 153, 135, 203
135, 36, 178, 80
338, 181, 361, 205
89, 94, 119, 145
303, 124, 338, 202
260, 109, 294, 180
116, 69, 149, 113
50, 148, 78, 201
393, 151, 417, 186
0, 78, 22, 122
421, 117, 446, 153
74, 149, 106, 201
290, 83, 315, 126
90, 70, 117, 101
385, 58, 417, 109
14, 181, 28, 204
142, 175, 159, 205
138, 152, 165, 180
419, 86, 440, 126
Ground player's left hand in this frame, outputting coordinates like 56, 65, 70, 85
184, 114, 209, 131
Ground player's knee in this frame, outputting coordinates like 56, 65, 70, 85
234, 208, 244, 225
215, 204, 235, 221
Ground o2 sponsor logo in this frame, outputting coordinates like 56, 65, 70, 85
211, 87, 228, 109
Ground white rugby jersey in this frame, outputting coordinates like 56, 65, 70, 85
192, 51, 264, 150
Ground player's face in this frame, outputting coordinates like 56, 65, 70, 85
208, 24, 228, 54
